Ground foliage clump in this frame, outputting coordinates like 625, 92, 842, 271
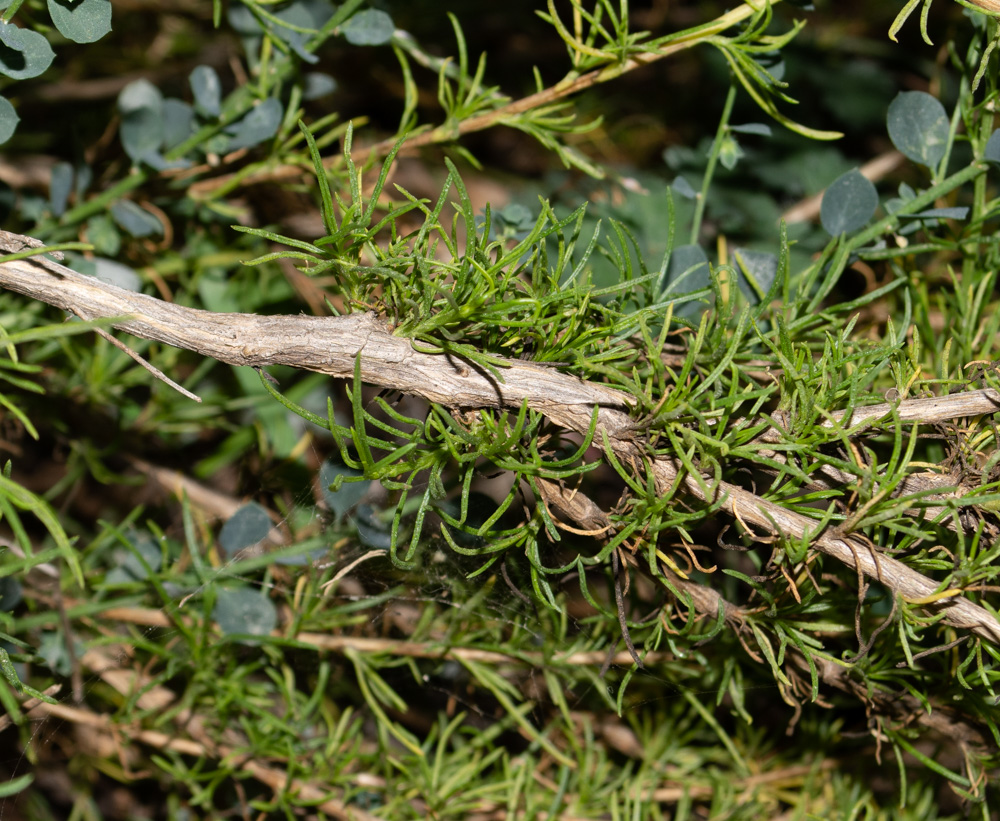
0, 1, 1000, 819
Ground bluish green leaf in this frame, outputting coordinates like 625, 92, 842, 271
213, 587, 276, 640
354, 503, 391, 549
265, 0, 335, 64
162, 98, 195, 150
984, 129, 1000, 165
48, 0, 112, 44
111, 199, 163, 238
92, 258, 141, 291
672, 176, 697, 199
225, 97, 283, 150
0, 21, 55, 80
664, 244, 710, 293
732, 248, 777, 303
105, 530, 161, 584
219, 502, 272, 553
730, 122, 772, 136
85, 214, 120, 257
820, 168, 877, 236
342, 8, 394, 46
118, 79, 164, 163
189, 65, 221, 118
49, 161, 73, 217
887, 91, 948, 169
0, 576, 22, 611
320, 459, 367, 519
37, 632, 74, 676
303, 72, 337, 100
0, 95, 18, 144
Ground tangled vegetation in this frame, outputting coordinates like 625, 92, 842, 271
1, 1, 1000, 818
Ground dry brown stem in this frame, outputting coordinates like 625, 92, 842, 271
1, 234, 999, 645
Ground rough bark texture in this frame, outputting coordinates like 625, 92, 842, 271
2, 234, 999, 645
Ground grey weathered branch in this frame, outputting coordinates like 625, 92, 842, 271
1, 234, 999, 645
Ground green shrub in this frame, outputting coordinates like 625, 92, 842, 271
0, 1, 999, 818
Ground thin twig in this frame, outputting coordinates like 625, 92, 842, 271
0, 235, 998, 646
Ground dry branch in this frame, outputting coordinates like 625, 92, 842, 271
1, 233, 999, 646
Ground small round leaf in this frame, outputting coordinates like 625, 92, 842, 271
213, 587, 277, 641
984, 129, 1000, 165
0, 576, 22, 611
0, 95, 19, 144
320, 460, 367, 520
85, 214, 120, 257
342, 9, 394, 46
219, 502, 272, 553
92, 258, 141, 291
111, 199, 164, 238
303, 72, 337, 100
663, 244, 710, 293
189, 65, 221, 118
48, 0, 112, 44
225, 97, 283, 150
118, 79, 164, 162
732, 248, 778, 302
49, 162, 73, 217
887, 91, 948, 169
820, 168, 878, 236
162, 98, 195, 150
0, 21, 55, 80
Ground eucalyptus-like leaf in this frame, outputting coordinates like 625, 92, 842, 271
189, 65, 221, 118
219, 502, 272, 553
0, 21, 55, 80
886, 91, 949, 169
118, 79, 164, 163
49, 162, 73, 217
111, 200, 164, 238
342, 8, 394, 45
162, 98, 195, 150
984, 129, 1000, 165
820, 168, 877, 236
0, 94, 18, 144
225, 97, 283, 150
212, 587, 277, 641
48, 0, 112, 44
320, 459, 367, 519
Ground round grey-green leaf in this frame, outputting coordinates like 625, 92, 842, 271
0, 95, 19, 144
732, 248, 778, 302
111, 199, 163, 237
320, 459, 367, 520
48, 0, 112, 44
663, 244, 710, 293
189, 65, 221, 118
49, 161, 73, 217
887, 91, 948, 169
225, 97, 283, 150
984, 129, 1000, 165
213, 587, 277, 641
92, 258, 141, 291
820, 168, 877, 236
342, 9, 394, 46
303, 72, 337, 100
162, 98, 195, 150
0, 21, 55, 80
219, 502, 272, 553
118, 79, 164, 162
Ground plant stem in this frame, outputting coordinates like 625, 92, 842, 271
690, 82, 737, 246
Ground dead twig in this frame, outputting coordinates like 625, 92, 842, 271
0, 234, 998, 646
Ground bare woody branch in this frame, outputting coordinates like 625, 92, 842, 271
1, 234, 999, 645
